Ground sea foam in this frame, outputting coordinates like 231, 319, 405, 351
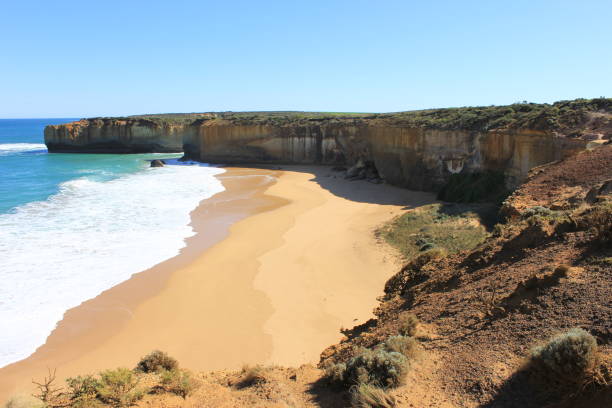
0, 163, 225, 368
0, 143, 47, 155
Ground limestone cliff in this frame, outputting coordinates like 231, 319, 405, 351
45, 99, 612, 190
185, 122, 589, 189
45, 118, 188, 153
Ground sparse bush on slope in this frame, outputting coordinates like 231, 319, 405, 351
383, 335, 419, 360
135, 350, 178, 373
66, 375, 103, 407
397, 313, 418, 337
529, 328, 599, 387
97, 368, 146, 408
324, 346, 410, 389
157, 369, 196, 398
344, 348, 409, 388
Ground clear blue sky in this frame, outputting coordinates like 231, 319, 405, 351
1, 0, 611, 118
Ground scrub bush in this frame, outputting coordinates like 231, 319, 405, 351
344, 348, 409, 387
97, 368, 145, 408
530, 328, 598, 386
135, 350, 178, 373
158, 369, 196, 399
383, 335, 419, 359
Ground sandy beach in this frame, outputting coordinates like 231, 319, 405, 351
0, 165, 435, 402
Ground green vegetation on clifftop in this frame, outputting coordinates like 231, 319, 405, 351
87, 97, 612, 132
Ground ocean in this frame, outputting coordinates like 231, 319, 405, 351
0, 119, 225, 368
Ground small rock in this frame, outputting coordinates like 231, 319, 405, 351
150, 159, 165, 167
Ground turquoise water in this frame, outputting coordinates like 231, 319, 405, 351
0, 119, 225, 368
0, 119, 173, 213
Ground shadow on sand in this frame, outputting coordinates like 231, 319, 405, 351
224, 164, 437, 208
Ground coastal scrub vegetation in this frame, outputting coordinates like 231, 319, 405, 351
323, 317, 422, 407
93, 97, 612, 132
380, 97, 612, 131
437, 171, 510, 204
326, 347, 409, 388
96, 368, 145, 408
528, 329, 602, 391
135, 350, 178, 373
378, 203, 492, 260
25, 351, 198, 408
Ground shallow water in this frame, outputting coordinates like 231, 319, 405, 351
0, 119, 225, 367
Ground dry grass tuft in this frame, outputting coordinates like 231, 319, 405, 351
383, 335, 419, 360
323, 362, 347, 386
350, 383, 396, 408
237, 365, 268, 387
397, 313, 418, 337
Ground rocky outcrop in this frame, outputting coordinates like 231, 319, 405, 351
184, 121, 588, 189
501, 145, 612, 217
45, 118, 187, 153
150, 159, 165, 167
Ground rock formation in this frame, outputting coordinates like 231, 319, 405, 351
150, 159, 165, 167
45, 118, 187, 153
45, 99, 612, 191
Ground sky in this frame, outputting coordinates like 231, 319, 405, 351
1, 0, 611, 118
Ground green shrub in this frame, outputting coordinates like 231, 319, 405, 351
523, 206, 553, 218
350, 383, 396, 408
530, 328, 598, 386
66, 375, 102, 407
97, 368, 146, 408
135, 350, 178, 373
583, 203, 612, 245
345, 348, 409, 387
397, 313, 418, 337
383, 335, 419, 359
437, 171, 509, 204
158, 369, 196, 399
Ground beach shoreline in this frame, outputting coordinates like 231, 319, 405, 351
0, 164, 436, 402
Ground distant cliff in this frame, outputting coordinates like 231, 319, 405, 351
45, 118, 187, 153
45, 99, 611, 190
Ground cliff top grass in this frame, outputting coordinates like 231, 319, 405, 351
85, 97, 612, 132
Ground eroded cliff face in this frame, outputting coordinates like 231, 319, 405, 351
45, 118, 187, 153
46, 116, 597, 190
184, 121, 588, 189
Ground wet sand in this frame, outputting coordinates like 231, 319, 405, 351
0, 165, 435, 402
